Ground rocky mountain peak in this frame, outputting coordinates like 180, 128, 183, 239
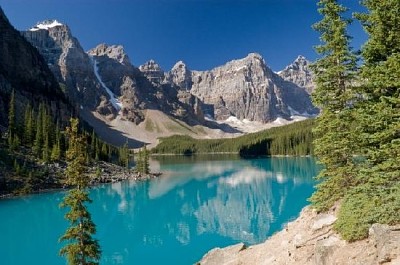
172, 60, 187, 70
278, 55, 315, 94
246, 52, 263, 61
139, 60, 165, 84
190, 52, 317, 122
88, 43, 131, 65
22, 19, 107, 110
220, 52, 269, 76
290, 55, 308, 71
139, 59, 162, 72
169, 60, 192, 90
29, 19, 64, 31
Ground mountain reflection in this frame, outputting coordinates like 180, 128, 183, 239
0, 156, 317, 265
91, 156, 316, 263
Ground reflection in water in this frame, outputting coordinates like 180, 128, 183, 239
0, 156, 317, 265
90, 156, 317, 264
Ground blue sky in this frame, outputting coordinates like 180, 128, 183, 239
1, 0, 367, 71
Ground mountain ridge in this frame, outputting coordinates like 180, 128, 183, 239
21, 18, 317, 146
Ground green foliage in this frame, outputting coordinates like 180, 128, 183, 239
152, 119, 314, 156
333, 0, 400, 240
59, 189, 101, 265
7, 89, 16, 151
136, 145, 150, 174
311, 0, 400, 241
335, 184, 400, 241
118, 140, 130, 168
64, 118, 89, 188
59, 118, 101, 265
309, 0, 358, 212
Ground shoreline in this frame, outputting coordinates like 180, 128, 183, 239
197, 205, 400, 265
0, 161, 161, 200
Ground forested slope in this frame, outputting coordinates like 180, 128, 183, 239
153, 119, 314, 156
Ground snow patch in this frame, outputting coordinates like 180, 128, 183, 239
225, 116, 243, 125
30, 20, 63, 31
288, 106, 315, 118
273, 117, 288, 125
90, 56, 122, 111
204, 114, 215, 122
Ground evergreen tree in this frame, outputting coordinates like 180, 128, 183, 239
136, 145, 149, 174
23, 104, 36, 147
119, 140, 129, 168
59, 118, 101, 264
42, 133, 50, 162
8, 89, 16, 150
143, 145, 149, 174
33, 104, 44, 157
51, 126, 62, 161
309, 0, 358, 211
335, 0, 400, 240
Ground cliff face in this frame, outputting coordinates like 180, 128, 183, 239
88, 44, 203, 125
23, 22, 204, 126
0, 10, 69, 127
189, 53, 317, 122
18, 16, 318, 144
21, 21, 107, 111
278, 55, 315, 94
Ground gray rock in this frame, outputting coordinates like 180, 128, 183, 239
22, 21, 108, 111
139, 59, 166, 85
167, 60, 192, 90
190, 53, 317, 122
314, 236, 342, 265
311, 214, 337, 231
278, 55, 315, 94
369, 224, 400, 264
198, 243, 246, 265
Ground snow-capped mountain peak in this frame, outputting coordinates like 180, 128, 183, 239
29, 20, 63, 31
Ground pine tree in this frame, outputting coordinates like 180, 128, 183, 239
24, 104, 36, 147
309, 0, 358, 211
136, 145, 149, 174
51, 126, 62, 161
8, 89, 16, 150
335, 0, 400, 240
143, 145, 149, 174
42, 133, 50, 162
59, 118, 101, 264
33, 104, 44, 157
119, 140, 129, 168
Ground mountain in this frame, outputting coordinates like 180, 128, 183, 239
21, 20, 111, 112
22, 22, 207, 145
21, 18, 317, 145
172, 53, 317, 122
0, 10, 69, 128
278, 55, 315, 94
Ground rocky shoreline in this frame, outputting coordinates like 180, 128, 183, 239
0, 160, 161, 199
198, 205, 400, 265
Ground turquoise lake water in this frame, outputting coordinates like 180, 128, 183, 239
0, 155, 318, 265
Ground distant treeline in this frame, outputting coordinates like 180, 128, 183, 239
152, 119, 314, 156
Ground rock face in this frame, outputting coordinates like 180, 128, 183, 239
0, 10, 69, 127
139, 59, 166, 85
21, 20, 107, 111
198, 206, 400, 265
167, 61, 192, 91
189, 53, 317, 122
279, 55, 315, 94
20, 16, 318, 141
23, 22, 204, 126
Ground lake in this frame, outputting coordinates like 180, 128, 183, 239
0, 155, 317, 265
